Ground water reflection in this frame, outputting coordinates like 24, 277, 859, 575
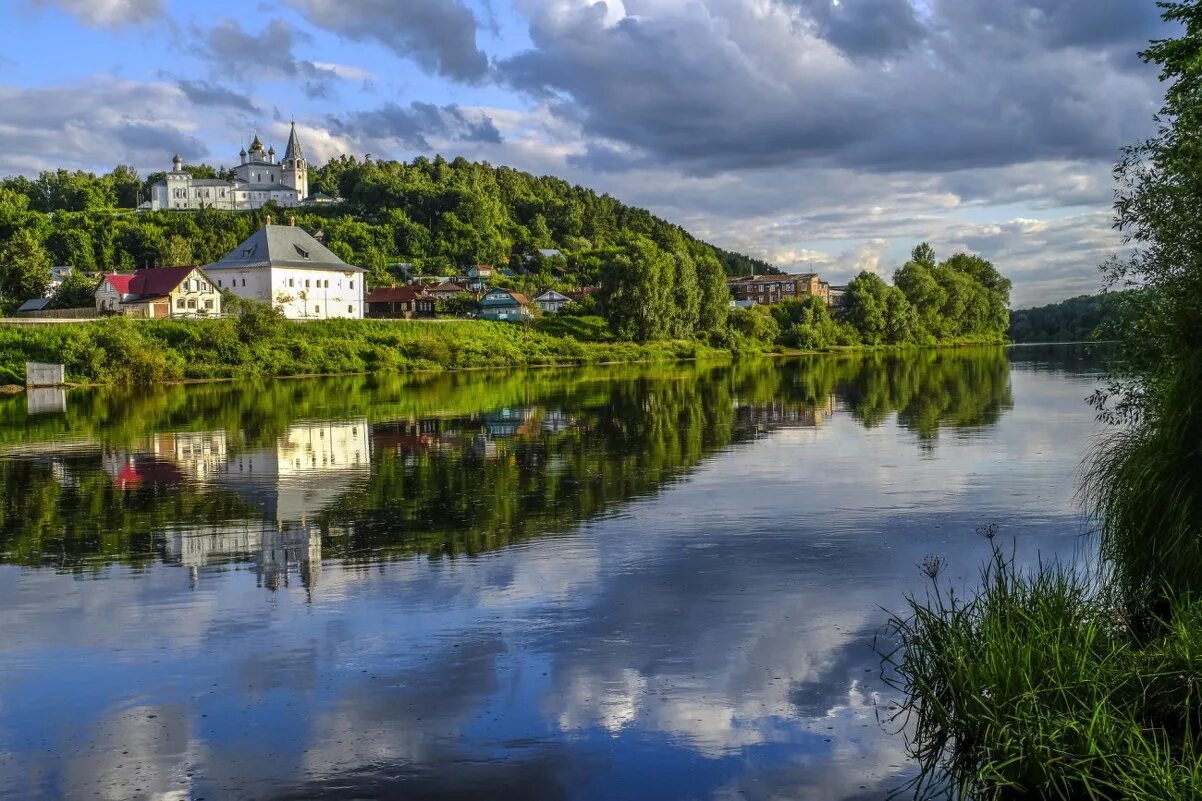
0, 347, 1102, 800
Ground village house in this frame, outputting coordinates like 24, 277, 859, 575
365, 286, 436, 319
478, 288, 533, 321
533, 289, 572, 314
95, 266, 223, 318
727, 274, 831, 306
204, 218, 365, 319
425, 281, 473, 301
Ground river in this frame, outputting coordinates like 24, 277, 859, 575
0, 346, 1106, 800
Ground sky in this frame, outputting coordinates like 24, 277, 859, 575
0, 0, 1175, 306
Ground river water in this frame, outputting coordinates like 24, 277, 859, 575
0, 346, 1106, 800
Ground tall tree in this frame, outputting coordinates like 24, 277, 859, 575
0, 228, 51, 302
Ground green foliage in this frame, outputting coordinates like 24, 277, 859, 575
434, 294, 478, 317
1009, 293, 1134, 343
885, 534, 1202, 801
0, 227, 51, 306
890, 10, 1202, 799
51, 269, 98, 309
727, 305, 781, 345
0, 316, 721, 384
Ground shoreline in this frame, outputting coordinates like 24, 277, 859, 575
0, 336, 1023, 393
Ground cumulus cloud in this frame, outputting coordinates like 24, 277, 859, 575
173, 79, 261, 113
0, 78, 208, 174
196, 19, 369, 98
30, 0, 161, 27
327, 101, 502, 154
500, 0, 1166, 174
288, 0, 490, 83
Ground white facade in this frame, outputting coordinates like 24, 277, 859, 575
210, 266, 364, 319
149, 123, 310, 211
205, 223, 366, 320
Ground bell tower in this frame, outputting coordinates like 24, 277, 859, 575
282, 120, 308, 200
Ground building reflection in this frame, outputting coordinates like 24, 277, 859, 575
733, 396, 837, 436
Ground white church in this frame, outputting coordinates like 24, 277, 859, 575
149, 122, 313, 211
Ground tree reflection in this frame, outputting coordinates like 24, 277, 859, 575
0, 349, 1015, 571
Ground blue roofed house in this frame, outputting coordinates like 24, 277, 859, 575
478, 288, 532, 321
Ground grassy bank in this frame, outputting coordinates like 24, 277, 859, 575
0, 316, 722, 385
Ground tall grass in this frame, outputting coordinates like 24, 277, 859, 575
884, 532, 1202, 800
1084, 362, 1202, 635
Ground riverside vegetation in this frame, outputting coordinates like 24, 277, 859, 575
0, 238, 1011, 386
0, 140, 1011, 382
883, 4, 1202, 799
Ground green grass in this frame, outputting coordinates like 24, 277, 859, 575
0, 316, 724, 385
884, 533, 1202, 800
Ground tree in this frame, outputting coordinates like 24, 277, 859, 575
911, 242, 937, 268
0, 229, 52, 302
159, 234, 194, 267
52, 269, 98, 309
842, 271, 919, 345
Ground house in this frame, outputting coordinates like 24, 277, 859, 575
426, 281, 472, 300
204, 218, 365, 319
365, 286, 436, 319
727, 274, 831, 306
828, 285, 848, 308
48, 265, 73, 296
95, 266, 223, 318
478, 288, 533, 321
466, 265, 494, 280
538, 248, 562, 259
533, 289, 572, 315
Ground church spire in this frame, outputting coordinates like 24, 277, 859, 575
284, 120, 305, 164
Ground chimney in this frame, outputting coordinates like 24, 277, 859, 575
265, 215, 272, 226
289, 216, 296, 226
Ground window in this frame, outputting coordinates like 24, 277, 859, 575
187, 299, 196, 309
217, 279, 222, 288
294, 244, 310, 259
176, 298, 185, 309
305, 280, 310, 289
205, 299, 214, 310
350, 281, 355, 290
324, 279, 330, 288
314, 305, 320, 314
348, 305, 353, 314
241, 279, 246, 287
288, 278, 294, 288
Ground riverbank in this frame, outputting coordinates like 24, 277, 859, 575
0, 315, 1008, 387
0, 316, 728, 386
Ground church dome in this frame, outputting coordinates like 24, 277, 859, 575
173, 153, 182, 163
250, 135, 264, 151
240, 147, 247, 156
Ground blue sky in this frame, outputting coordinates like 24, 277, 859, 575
0, 0, 1174, 305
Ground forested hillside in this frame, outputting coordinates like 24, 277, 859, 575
1008, 292, 1132, 342
0, 155, 773, 293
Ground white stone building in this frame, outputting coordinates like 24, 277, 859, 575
204, 220, 366, 319
149, 123, 311, 211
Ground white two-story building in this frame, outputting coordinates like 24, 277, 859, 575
204, 220, 365, 319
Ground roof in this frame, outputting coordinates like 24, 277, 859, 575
728, 273, 818, 284
129, 266, 197, 297
284, 121, 305, 163
206, 225, 364, 273
534, 290, 572, 302
102, 273, 136, 293
190, 178, 234, 187
481, 289, 531, 307
366, 286, 431, 303
538, 248, 562, 257
17, 298, 51, 312
102, 267, 200, 298
429, 282, 469, 293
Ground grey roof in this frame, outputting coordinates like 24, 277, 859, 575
190, 178, 234, 187
206, 225, 364, 273
284, 121, 305, 163
17, 298, 51, 312
538, 248, 562, 257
